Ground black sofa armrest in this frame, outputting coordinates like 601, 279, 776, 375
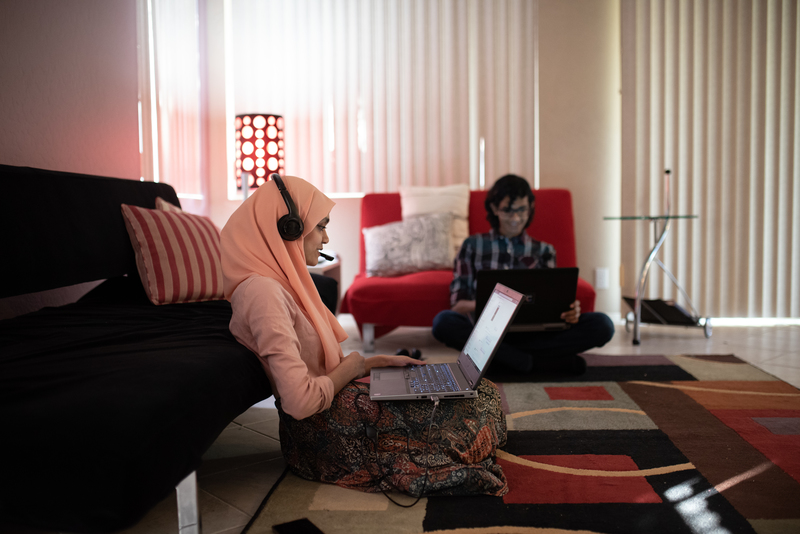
0, 164, 180, 298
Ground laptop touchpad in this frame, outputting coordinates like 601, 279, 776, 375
373, 368, 405, 380
372, 369, 409, 395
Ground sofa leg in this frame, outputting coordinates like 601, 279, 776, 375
362, 323, 375, 353
176, 470, 201, 534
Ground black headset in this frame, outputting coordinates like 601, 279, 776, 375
271, 173, 304, 241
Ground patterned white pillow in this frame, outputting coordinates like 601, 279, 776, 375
363, 212, 454, 277
399, 184, 470, 260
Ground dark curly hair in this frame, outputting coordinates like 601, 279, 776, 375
484, 174, 535, 231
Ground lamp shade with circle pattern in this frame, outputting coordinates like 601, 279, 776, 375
235, 113, 284, 191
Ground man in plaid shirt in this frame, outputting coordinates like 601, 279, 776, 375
432, 175, 614, 375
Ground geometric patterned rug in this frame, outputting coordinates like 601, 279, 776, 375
245, 354, 800, 534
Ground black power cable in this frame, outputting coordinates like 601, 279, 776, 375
358, 393, 441, 507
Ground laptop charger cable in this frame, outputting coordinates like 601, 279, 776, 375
360, 394, 440, 507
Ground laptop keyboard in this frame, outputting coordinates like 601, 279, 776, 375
408, 363, 458, 394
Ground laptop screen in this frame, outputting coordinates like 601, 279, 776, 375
460, 284, 523, 383
475, 268, 578, 324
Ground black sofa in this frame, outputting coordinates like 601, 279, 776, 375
0, 165, 280, 532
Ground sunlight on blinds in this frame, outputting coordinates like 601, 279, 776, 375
230, 0, 539, 194
139, 0, 204, 199
621, 0, 799, 319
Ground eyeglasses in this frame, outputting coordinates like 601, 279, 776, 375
497, 206, 529, 217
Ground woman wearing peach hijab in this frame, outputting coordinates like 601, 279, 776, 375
221, 175, 509, 497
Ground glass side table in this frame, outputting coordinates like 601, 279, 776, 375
604, 214, 711, 345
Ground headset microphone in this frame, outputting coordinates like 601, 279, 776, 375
319, 252, 334, 262
271, 173, 304, 241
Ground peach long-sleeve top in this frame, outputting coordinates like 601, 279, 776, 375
229, 275, 336, 420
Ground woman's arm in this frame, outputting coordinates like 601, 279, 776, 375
232, 278, 423, 417
326, 351, 365, 392
364, 354, 424, 374
231, 278, 338, 419
327, 353, 424, 392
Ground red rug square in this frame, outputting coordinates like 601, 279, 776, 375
498, 454, 662, 504
545, 386, 614, 401
711, 409, 800, 484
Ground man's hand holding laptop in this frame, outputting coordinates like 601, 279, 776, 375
560, 300, 581, 324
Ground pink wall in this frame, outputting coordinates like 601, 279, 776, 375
0, 0, 140, 179
0, 0, 141, 318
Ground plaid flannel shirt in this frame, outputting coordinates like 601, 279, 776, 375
449, 230, 557, 306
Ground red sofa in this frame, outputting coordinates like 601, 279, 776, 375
340, 189, 596, 351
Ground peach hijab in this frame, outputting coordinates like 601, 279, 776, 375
221, 175, 347, 372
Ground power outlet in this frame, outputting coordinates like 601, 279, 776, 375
594, 268, 610, 290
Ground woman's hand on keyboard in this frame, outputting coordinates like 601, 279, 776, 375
365, 354, 425, 374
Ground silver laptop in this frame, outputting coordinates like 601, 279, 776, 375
476, 268, 578, 332
369, 283, 523, 401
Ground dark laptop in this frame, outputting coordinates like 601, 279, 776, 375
476, 268, 579, 332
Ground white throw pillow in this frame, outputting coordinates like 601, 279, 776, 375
399, 184, 470, 260
362, 212, 453, 277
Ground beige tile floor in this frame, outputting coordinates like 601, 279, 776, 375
4, 315, 798, 534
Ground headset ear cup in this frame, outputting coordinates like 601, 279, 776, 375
272, 174, 304, 241
278, 213, 304, 241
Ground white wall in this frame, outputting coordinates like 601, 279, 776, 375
324, 196, 362, 298
0, 0, 140, 179
539, 0, 622, 316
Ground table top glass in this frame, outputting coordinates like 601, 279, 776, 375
604, 215, 698, 221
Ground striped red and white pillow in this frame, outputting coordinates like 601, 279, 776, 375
154, 196, 184, 213
121, 203, 224, 305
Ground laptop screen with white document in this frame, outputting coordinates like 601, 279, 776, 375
458, 283, 524, 388
369, 283, 522, 401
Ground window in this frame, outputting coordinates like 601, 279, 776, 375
137, 0, 205, 207
229, 0, 540, 195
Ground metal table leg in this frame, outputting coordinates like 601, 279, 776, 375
606, 170, 704, 345
632, 217, 707, 344
633, 217, 672, 345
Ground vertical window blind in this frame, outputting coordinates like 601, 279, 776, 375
231, 0, 539, 194
138, 0, 205, 201
621, 0, 799, 319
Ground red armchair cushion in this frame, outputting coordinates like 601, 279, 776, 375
576, 278, 596, 313
341, 270, 453, 337
342, 189, 595, 338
